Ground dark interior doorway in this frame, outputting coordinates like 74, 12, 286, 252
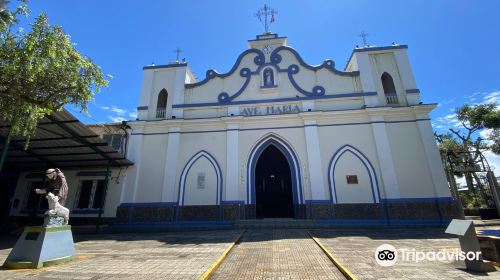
255, 145, 294, 218
0, 171, 19, 229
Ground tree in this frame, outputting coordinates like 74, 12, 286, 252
436, 103, 500, 207
0, 1, 108, 171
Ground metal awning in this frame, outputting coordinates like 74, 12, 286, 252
0, 109, 134, 171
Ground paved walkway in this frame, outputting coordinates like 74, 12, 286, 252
311, 228, 500, 279
0, 230, 242, 280
211, 229, 346, 280
1, 227, 499, 279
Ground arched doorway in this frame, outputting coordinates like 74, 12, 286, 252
255, 145, 294, 218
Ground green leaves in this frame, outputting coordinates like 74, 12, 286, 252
0, 6, 108, 145
456, 103, 500, 130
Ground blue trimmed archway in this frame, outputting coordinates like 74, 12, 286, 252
247, 135, 303, 211
178, 150, 223, 206
328, 145, 380, 204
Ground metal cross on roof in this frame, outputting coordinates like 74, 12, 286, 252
173, 47, 182, 62
358, 31, 369, 46
254, 4, 277, 33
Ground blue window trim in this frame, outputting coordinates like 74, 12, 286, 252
406, 89, 420, 94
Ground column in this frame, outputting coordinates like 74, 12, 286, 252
304, 119, 327, 200
370, 116, 400, 198
225, 124, 239, 201
161, 127, 180, 202
416, 116, 454, 197
120, 126, 144, 203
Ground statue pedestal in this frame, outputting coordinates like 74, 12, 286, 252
2, 225, 75, 269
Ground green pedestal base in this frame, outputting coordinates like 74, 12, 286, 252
2, 225, 75, 269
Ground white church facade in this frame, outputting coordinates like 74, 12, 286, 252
115, 33, 461, 224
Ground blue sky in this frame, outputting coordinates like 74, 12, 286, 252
14, 1, 500, 172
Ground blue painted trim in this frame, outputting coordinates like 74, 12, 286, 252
130, 119, 432, 136
271, 46, 359, 77
285, 64, 326, 96
328, 144, 380, 204
406, 89, 420, 94
184, 45, 359, 104
178, 150, 223, 206
218, 68, 253, 102
221, 200, 245, 205
185, 49, 265, 89
172, 92, 377, 108
143, 63, 187, 70
137, 106, 148, 110
246, 135, 303, 206
353, 45, 408, 53
381, 197, 454, 203
76, 171, 111, 177
119, 202, 178, 207
317, 219, 387, 225
113, 221, 235, 227
248, 33, 286, 41
304, 200, 331, 204
316, 218, 448, 226
260, 85, 278, 89
126, 104, 437, 123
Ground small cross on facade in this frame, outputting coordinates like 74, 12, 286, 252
173, 47, 182, 62
358, 31, 369, 46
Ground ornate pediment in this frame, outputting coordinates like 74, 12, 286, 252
184, 45, 360, 105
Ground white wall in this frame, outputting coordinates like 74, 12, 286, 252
183, 157, 218, 205
11, 168, 126, 218
333, 151, 374, 203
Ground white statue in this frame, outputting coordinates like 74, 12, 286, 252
45, 192, 70, 225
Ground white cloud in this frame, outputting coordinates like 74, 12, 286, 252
480, 128, 492, 139
109, 116, 126, 123
99, 105, 136, 122
110, 107, 126, 115
433, 113, 462, 131
483, 91, 500, 105
483, 150, 500, 172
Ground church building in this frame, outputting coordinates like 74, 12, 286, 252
115, 33, 461, 225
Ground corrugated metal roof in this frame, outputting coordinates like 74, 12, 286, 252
0, 109, 134, 171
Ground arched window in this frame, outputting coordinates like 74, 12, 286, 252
381, 72, 398, 104
156, 89, 168, 118
262, 67, 275, 87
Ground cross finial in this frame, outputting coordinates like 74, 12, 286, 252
358, 31, 369, 46
173, 47, 182, 62
254, 4, 277, 34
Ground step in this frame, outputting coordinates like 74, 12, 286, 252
235, 219, 318, 229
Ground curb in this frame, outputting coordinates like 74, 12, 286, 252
308, 231, 358, 280
199, 230, 246, 280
